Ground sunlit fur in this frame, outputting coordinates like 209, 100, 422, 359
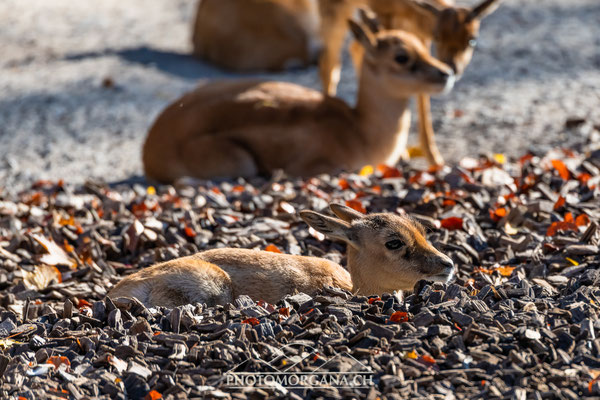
192, 0, 321, 71
143, 17, 453, 183
108, 204, 454, 308
318, 0, 501, 166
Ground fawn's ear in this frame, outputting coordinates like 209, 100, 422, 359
348, 18, 376, 53
357, 8, 382, 34
300, 210, 357, 246
469, 0, 501, 21
406, 0, 442, 18
330, 203, 364, 223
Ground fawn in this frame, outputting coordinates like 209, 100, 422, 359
192, 0, 321, 71
143, 12, 454, 183
108, 204, 455, 307
319, 0, 501, 166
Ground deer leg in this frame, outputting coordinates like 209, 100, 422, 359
417, 94, 444, 166
181, 136, 259, 179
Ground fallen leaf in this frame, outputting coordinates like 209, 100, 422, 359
551, 159, 570, 180
418, 355, 436, 365
31, 234, 76, 268
242, 317, 260, 326
376, 164, 402, 178
22, 265, 62, 290
345, 200, 366, 214
265, 244, 281, 253
493, 154, 506, 164
146, 186, 156, 196
546, 221, 578, 236
389, 311, 409, 323
566, 257, 579, 266
144, 390, 163, 400
497, 266, 516, 277
107, 355, 127, 373
564, 212, 574, 223
47, 356, 70, 370
406, 350, 418, 359
440, 217, 463, 230
359, 165, 374, 176
576, 214, 590, 227
0, 338, 23, 349
553, 196, 565, 211
338, 178, 350, 190
368, 296, 381, 304
184, 225, 196, 238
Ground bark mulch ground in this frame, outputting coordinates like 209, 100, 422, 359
0, 141, 599, 399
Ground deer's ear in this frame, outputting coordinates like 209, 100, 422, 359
348, 19, 376, 53
300, 211, 358, 246
407, 0, 442, 18
330, 203, 364, 223
469, 0, 501, 20
357, 8, 382, 34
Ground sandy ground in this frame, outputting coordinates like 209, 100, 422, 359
1, 0, 599, 188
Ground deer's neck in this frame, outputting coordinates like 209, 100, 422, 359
354, 70, 411, 167
347, 247, 398, 295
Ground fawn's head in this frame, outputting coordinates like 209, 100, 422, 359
349, 9, 454, 98
301, 204, 455, 294
410, 0, 501, 77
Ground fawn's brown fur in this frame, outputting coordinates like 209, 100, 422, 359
319, 0, 501, 166
143, 13, 453, 183
192, 0, 321, 71
108, 204, 455, 307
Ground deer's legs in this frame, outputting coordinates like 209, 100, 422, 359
417, 94, 444, 166
181, 136, 259, 179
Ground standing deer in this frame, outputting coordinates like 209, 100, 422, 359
318, 0, 501, 165
108, 204, 455, 307
192, 0, 321, 71
143, 12, 454, 182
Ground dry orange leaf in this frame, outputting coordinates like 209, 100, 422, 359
546, 221, 578, 236
184, 225, 196, 238
265, 244, 282, 253
376, 164, 402, 178
278, 307, 290, 318
497, 266, 516, 277
564, 212, 574, 223
144, 390, 163, 400
419, 355, 436, 365
242, 317, 260, 326
368, 296, 381, 304
553, 196, 565, 211
345, 200, 366, 214
576, 213, 590, 227
406, 350, 418, 359
47, 356, 70, 370
440, 217, 464, 230
338, 178, 350, 190
551, 159, 570, 180
389, 311, 409, 323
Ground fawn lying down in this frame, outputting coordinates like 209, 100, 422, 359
143, 12, 454, 183
108, 204, 455, 308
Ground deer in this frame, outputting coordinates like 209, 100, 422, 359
143, 11, 454, 183
318, 0, 501, 166
108, 204, 455, 308
191, 0, 321, 71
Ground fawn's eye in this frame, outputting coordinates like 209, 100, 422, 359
468, 38, 478, 47
385, 239, 404, 250
394, 54, 410, 64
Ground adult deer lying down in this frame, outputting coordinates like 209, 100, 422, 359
192, 0, 320, 71
143, 13, 454, 183
108, 204, 455, 308
319, 0, 501, 165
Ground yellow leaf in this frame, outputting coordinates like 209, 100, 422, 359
147, 186, 156, 196
504, 222, 518, 235
406, 350, 418, 359
566, 257, 579, 266
493, 154, 506, 164
0, 339, 23, 348
359, 165, 374, 176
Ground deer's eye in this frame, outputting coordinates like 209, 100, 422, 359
385, 239, 405, 250
468, 38, 478, 47
394, 54, 410, 64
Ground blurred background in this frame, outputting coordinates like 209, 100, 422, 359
1, 0, 599, 187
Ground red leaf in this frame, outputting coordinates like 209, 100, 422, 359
551, 159, 570, 180
144, 390, 163, 400
376, 164, 402, 178
442, 199, 457, 207
184, 225, 196, 238
418, 355, 436, 365
576, 214, 591, 227
345, 200, 366, 214
265, 244, 282, 253
278, 307, 290, 317
389, 311, 409, 323
338, 178, 350, 190
242, 318, 260, 326
564, 212, 574, 223
440, 217, 464, 230
368, 296, 381, 304
553, 196, 565, 211
47, 356, 70, 370
546, 221, 578, 236
578, 172, 591, 185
